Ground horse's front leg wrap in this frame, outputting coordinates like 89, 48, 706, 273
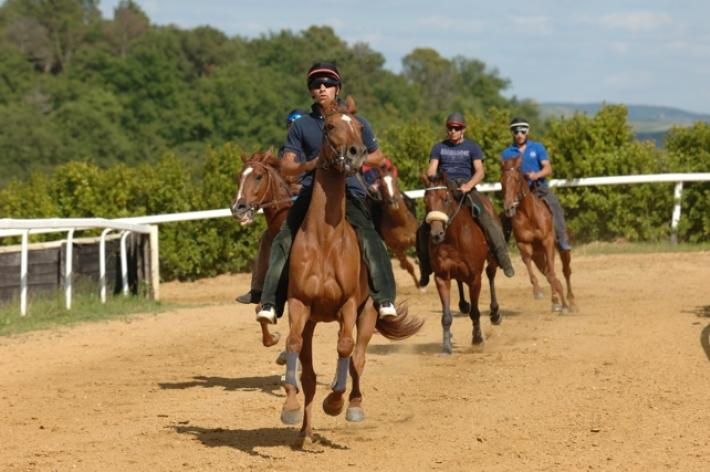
331, 356, 351, 392
285, 351, 300, 392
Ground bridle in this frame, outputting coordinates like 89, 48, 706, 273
424, 184, 466, 231
240, 160, 294, 212
503, 166, 529, 215
318, 111, 363, 175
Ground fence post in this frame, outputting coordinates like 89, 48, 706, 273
671, 181, 683, 245
20, 230, 29, 316
120, 231, 130, 296
149, 225, 160, 301
99, 228, 112, 303
65, 229, 75, 310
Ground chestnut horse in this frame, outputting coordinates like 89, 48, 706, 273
500, 156, 576, 313
422, 174, 501, 354
280, 97, 423, 438
230, 148, 296, 347
374, 165, 420, 287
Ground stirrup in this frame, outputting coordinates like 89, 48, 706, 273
256, 304, 277, 324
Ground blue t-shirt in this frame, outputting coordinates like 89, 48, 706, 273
282, 102, 378, 200
429, 139, 483, 181
501, 140, 549, 187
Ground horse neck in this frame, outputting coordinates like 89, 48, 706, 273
306, 167, 348, 235
261, 170, 291, 224
515, 182, 538, 219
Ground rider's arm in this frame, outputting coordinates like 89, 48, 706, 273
427, 159, 439, 178
460, 159, 484, 193
280, 151, 318, 177
365, 148, 385, 167
526, 160, 552, 181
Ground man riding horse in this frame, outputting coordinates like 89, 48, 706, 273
256, 61, 398, 324
417, 112, 515, 285
501, 117, 571, 252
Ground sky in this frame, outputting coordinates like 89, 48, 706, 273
98, 0, 710, 114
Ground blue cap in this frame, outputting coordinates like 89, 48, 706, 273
286, 109, 307, 126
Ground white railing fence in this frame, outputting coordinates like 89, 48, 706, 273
1, 172, 709, 316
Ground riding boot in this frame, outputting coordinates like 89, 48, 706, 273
500, 212, 513, 244
477, 209, 515, 278
237, 230, 271, 304
415, 222, 432, 287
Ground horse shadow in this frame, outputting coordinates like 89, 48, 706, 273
159, 375, 282, 397
681, 306, 710, 363
368, 342, 448, 356
174, 424, 349, 458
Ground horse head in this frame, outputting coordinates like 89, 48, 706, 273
501, 156, 528, 217
422, 172, 457, 244
320, 96, 368, 176
378, 164, 401, 210
231, 147, 291, 225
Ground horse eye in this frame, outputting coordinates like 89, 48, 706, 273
255, 175, 262, 181
326, 123, 335, 131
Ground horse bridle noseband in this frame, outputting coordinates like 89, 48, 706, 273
424, 185, 465, 229
317, 112, 361, 174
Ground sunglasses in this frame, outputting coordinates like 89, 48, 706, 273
309, 78, 339, 89
512, 127, 529, 135
447, 126, 464, 132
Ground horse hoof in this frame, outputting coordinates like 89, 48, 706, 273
346, 406, 365, 422
275, 350, 287, 366
281, 408, 302, 425
322, 392, 345, 416
472, 335, 484, 345
534, 291, 545, 300
551, 304, 563, 313
490, 311, 502, 325
459, 302, 471, 314
263, 331, 281, 347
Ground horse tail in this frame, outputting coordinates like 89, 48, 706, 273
375, 301, 424, 341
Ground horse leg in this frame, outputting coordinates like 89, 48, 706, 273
559, 248, 577, 312
469, 274, 484, 345
434, 275, 454, 354
323, 299, 358, 417
396, 250, 421, 289
259, 320, 281, 347
347, 300, 377, 422
518, 242, 544, 299
299, 320, 317, 439
457, 280, 470, 314
486, 262, 501, 325
281, 298, 309, 426
542, 243, 568, 313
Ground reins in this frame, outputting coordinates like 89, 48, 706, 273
244, 160, 295, 211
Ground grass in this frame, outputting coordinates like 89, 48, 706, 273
0, 287, 177, 337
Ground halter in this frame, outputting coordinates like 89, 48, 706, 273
241, 160, 294, 212
317, 110, 361, 175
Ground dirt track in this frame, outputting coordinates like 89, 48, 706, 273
1, 251, 709, 471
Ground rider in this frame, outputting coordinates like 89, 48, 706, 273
417, 112, 515, 286
256, 61, 398, 323
501, 117, 571, 251
236, 109, 307, 304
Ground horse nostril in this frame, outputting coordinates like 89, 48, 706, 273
349, 146, 359, 156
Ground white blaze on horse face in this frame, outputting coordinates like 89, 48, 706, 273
383, 175, 394, 197
338, 114, 357, 135
236, 166, 253, 202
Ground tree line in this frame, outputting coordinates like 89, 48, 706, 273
1, 1, 708, 281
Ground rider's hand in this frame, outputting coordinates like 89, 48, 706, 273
304, 156, 320, 172
459, 183, 473, 193
526, 171, 538, 181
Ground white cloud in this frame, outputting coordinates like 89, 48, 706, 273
414, 16, 486, 32
598, 10, 673, 33
510, 16, 552, 34
604, 70, 654, 88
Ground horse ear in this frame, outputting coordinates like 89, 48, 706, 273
266, 147, 280, 167
346, 95, 357, 114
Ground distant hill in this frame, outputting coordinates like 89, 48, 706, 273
539, 103, 710, 146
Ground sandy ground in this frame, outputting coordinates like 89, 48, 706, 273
1, 251, 709, 471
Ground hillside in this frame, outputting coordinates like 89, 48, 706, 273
540, 102, 710, 135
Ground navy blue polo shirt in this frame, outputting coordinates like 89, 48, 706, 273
501, 140, 549, 187
429, 138, 484, 181
282, 102, 378, 200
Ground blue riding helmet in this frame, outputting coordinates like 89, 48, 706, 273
286, 109, 308, 126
